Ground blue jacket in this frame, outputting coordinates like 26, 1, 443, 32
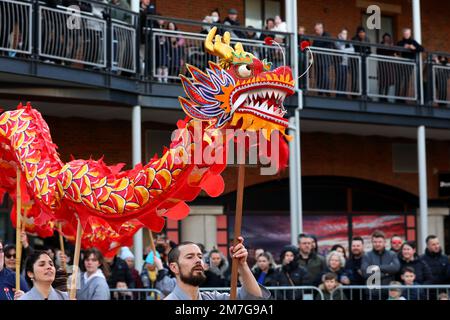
0, 267, 29, 300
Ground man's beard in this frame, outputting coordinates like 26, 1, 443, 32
180, 266, 207, 286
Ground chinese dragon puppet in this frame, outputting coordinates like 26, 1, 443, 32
0, 27, 295, 256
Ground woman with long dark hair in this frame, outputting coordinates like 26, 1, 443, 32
19, 251, 68, 300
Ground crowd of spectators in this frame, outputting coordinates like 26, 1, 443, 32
1, 228, 450, 300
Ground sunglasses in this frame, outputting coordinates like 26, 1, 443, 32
5, 254, 16, 259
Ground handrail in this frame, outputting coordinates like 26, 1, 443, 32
144, 14, 292, 38
304, 34, 416, 54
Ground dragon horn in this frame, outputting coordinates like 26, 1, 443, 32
205, 27, 234, 62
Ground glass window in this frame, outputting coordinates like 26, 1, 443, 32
245, 0, 263, 29
245, 0, 282, 30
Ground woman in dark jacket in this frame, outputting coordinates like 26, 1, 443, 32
274, 245, 309, 300
252, 252, 277, 287
396, 241, 433, 284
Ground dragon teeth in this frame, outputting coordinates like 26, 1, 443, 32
260, 101, 268, 110
232, 93, 248, 113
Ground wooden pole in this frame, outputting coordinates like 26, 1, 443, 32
148, 229, 156, 255
15, 167, 22, 292
69, 217, 82, 300
230, 164, 245, 300
58, 222, 67, 272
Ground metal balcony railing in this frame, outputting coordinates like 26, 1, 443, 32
0, 0, 32, 55
306, 47, 362, 96
300, 34, 423, 103
0, 0, 449, 108
38, 5, 107, 67
142, 15, 290, 82
366, 54, 418, 101
427, 52, 450, 106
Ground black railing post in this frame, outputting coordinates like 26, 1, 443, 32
135, 13, 140, 78
105, 7, 112, 74
415, 52, 421, 105
425, 54, 433, 107
361, 50, 368, 101
32, 0, 40, 61
145, 16, 153, 81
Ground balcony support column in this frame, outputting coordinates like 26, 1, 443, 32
132, 105, 144, 271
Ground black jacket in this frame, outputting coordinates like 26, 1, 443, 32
352, 35, 371, 55
275, 262, 309, 286
376, 42, 397, 56
107, 256, 135, 289
223, 18, 246, 39
397, 38, 424, 59
419, 249, 450, 284
344, 255, 365, 285
252, 267, 278, 287
273, 263, 309, 300
312, 32, 334, 49
396, 255, 433, 284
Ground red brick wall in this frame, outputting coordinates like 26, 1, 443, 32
45, 116, 450, 200
46, 117, 132, 166
220, 132, 450, 199
154, 0, 449, 52
153, 0, 245, 24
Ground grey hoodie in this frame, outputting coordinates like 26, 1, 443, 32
76, 270, 110, 300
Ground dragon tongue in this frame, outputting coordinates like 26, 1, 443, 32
231, 93, 248, 114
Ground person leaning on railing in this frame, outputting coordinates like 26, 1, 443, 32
376, 33, 397, 101
223, 8, 246, 39
167, 22, 185, 81
335, 28, 355, 97
109, 0, 131, 23
395, 28, 424, 99
351, 26, 371, 94
351, 26, 371, 55
312, 22, 334, 95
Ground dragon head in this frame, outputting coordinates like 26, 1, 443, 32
179, 27, 295, 138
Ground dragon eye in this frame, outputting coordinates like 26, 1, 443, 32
236, 64, 252, 78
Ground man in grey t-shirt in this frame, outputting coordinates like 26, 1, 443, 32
164, 237, 270, 300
